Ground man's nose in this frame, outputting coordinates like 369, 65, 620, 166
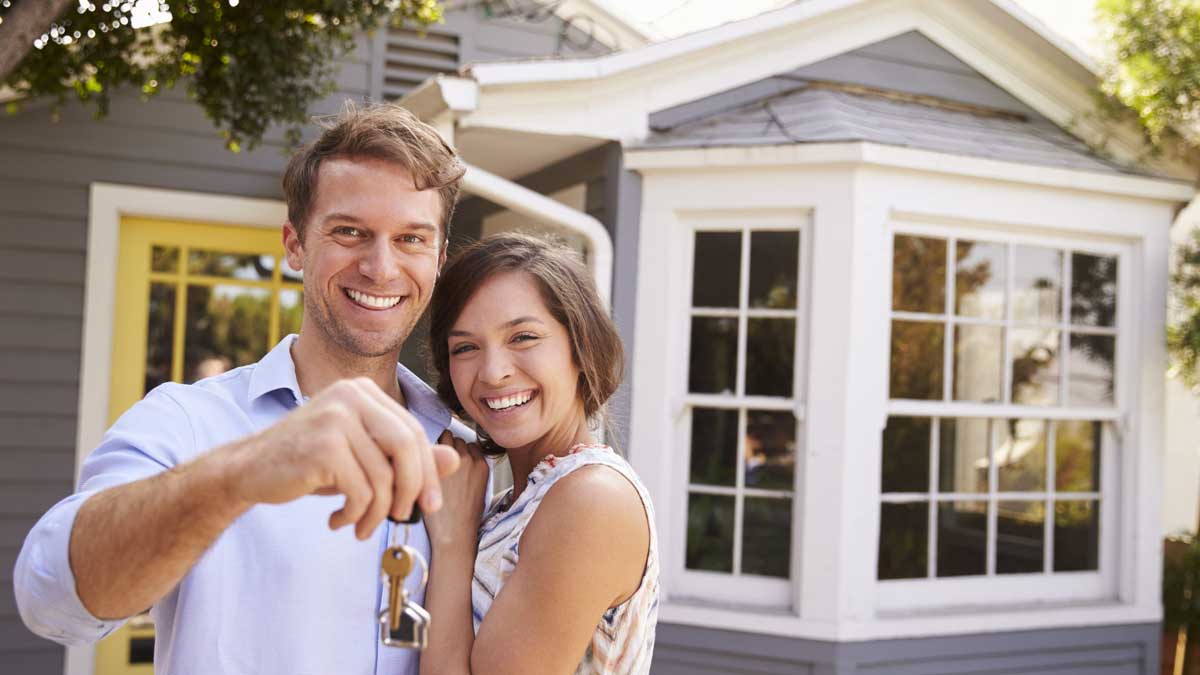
358, 238, 401, 281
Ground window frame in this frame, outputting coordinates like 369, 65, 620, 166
879, 221, 1131, 611
668, 210, 813, 609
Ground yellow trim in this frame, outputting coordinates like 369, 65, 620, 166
98, 216, 296, 675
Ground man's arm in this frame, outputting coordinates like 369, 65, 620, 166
17, 377, 460, 638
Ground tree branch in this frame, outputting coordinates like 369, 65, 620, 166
0, 0, 76, 83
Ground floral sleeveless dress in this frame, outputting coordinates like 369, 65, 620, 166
472, 444, 660, 674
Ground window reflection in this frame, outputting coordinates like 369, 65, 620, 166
878, 502, 928, 580
746, 318, 794, 397
686, 493, 735, 573
184, 284, 271, 383
1011, 329, 1060, 405
279, 289, 304, 337
1055, 420, 1100, 493
693, 232, 741, 308
939, 418, 989, 494
742, 497, 791, 577
1013, 246, 1062, 324
890, 320, 944, 400
1070, 253, 1117, 327
996, 419, 1046, 492
1054, 500, 1099, 571
996, 500, 1044, 574
953, 325, 1003, 402
882, 416, 930, 493
689, 317, 737, 394
188, 249, 274, 281
690, 408, 738, 486
937, 501, 987, 577
744, 411, 795, 490
1068, 334, 1115, 406
955, 240, 1005, 319
144, 283, 175, 394
749, 231, 799, 309
893, 235, 946, 314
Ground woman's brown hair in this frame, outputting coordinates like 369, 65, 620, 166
429, 233, 624, 455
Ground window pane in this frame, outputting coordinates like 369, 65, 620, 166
151, 245, 179, 273
145, 283, 176, 394
1054, 500, 1099, 572
745, 410, 795, 490
690, 408, 737, 486
1070, 253, 1117, 327
746, 318, 794, 397
996, 419, 1046, 492
258, 255, 304, 283
689, 317, 737, 394
749, 231, 799, 309
188, 249, 274, 281
890, 320, 944, 400
882, 416, 930, 493
686, 493, 734, 572
953, 325, 1003, 402
1011, 328, 1060, 405
1013, 246, 1062, 324
1068, 334, 1115, 407
184, 284, 270, 383
743, 497, 792, 577
693, 232, 741, 308
1055, 420, 1100, 493
878, 502, 928, 580
996, 500, 1045, 574
939, 418, 989, 494
955, 240, 1005, 319
279, 288, 304, 338
937, 500, 987, 577
892, 235, 946, 314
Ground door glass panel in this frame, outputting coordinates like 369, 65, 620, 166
184, 284, 271, 382
188, 249, 274, 281
279, 288, 304, 337
151, 245, 179, 273
144, 283, 175, 394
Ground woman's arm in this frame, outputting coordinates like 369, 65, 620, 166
470, 465, 651, 675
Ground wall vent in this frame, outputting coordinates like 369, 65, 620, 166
382, 27, 460, 100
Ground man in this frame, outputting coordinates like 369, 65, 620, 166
15, 102, 471, 674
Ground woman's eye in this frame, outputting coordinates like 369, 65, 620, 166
512, 333, 539, 344
450, 343, 476, 355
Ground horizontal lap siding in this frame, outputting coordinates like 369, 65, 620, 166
652, 622, 1158, 674
0, 41, 369, 670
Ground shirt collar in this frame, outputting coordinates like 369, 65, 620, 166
248, 334, 452, 432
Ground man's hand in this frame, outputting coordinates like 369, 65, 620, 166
218, 377, 461, 539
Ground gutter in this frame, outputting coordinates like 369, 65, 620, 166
461, 163, 613, 308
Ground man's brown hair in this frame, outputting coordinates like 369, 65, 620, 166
283, 101, 466, 241
429, 233, 624, 455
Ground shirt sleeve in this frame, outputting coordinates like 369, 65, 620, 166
13, 385, 195, 645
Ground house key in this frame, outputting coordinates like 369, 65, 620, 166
380, 508, 430, 649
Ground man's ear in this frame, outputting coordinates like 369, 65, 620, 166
282, 222, 305, 273
437, 240, 448, 280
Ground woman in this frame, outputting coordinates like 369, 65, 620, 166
421, 233, 659, 674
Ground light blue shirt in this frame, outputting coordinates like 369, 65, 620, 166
14, 335, 473, 675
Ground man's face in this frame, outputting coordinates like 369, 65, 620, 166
283, 157, 445, 359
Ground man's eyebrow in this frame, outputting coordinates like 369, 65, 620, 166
447, 316, 545, 338
323, 212, 365, 224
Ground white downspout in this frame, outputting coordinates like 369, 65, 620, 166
460, 162, 613, 308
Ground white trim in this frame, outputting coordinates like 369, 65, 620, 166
70, 183, 286, 675
626, 143, 1196, 203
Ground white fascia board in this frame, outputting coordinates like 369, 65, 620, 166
551, 0, 655, 48
467, 0, 867, 86
397, 75, 479, 121
986, 0, 1100, 75
624, 142, 1196, 202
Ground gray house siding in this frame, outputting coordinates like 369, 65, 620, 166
0, 7, 609, 670
652, 622, 1160, 674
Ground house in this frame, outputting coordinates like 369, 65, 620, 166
0, 4, 649, 674
401, 0, 1198, 672
2, 1, 1196, 674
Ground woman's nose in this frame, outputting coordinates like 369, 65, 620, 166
479, 348, 514, 385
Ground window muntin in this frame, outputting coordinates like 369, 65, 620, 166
679, 222, 806, 607
881, 229, 1119, 598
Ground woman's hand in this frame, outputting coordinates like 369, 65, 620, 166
424, 431, 490, 552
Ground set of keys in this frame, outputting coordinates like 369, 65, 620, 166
380, 507, 430, 649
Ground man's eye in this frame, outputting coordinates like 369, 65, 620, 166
400, 234, 427, 245
334, 226, 363, 237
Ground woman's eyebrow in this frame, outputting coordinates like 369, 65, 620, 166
448, 316, 545, 338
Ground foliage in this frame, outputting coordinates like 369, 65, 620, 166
1, 0, 444, 151
1096, 0, 1200, 153
1170, 229, 1200, 390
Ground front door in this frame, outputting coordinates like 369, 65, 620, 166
95, 216, 303, 675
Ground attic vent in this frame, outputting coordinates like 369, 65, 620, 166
382, 27, 460, 100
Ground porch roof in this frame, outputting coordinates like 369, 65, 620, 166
639, 81, 1143, 177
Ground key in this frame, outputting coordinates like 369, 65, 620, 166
381, 547, 414, 631
383, 590, 431, 649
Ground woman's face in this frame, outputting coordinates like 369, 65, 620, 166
447, 270, 585, 452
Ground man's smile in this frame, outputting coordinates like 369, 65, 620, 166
344, 288, 405, 310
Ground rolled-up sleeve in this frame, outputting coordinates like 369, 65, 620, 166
14, 385, 193, 645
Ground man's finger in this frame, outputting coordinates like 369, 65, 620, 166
343, 416, 394, 540
325, 439, 374, 531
